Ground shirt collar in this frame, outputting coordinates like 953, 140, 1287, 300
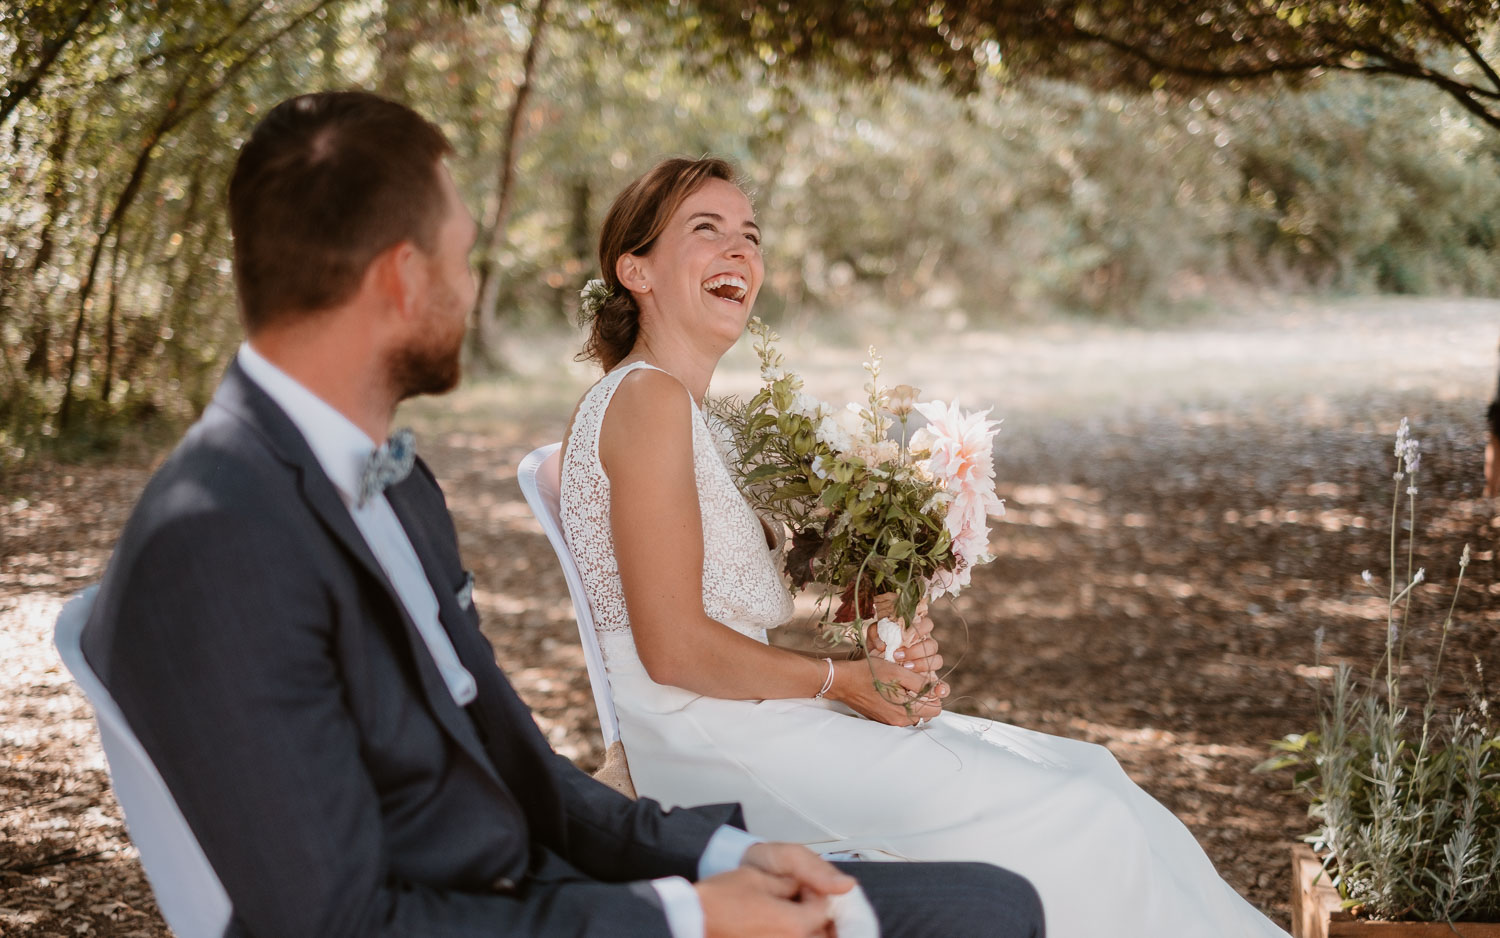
235, 341, 377, 503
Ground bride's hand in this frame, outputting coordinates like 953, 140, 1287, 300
828, 657, 946, 727
865, 598, 942, 675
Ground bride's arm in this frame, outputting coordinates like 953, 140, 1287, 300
601, 369, 939, 725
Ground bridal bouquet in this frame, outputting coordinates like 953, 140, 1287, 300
710, 318, 1005, 662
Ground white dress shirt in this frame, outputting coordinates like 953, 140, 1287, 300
237, 342, 476, 705
235, 343, 789, 937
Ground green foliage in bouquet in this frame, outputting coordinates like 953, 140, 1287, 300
1261, 420, 1500, 923
709, 319, 955, 642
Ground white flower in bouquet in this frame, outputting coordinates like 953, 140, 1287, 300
789, 390, 827, 420
849, 435, 901, 467
833, 404, 867, 450
814, 414, 853, 455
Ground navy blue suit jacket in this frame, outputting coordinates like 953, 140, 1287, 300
82, 361, 740, 937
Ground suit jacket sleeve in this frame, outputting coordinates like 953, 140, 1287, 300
546, 753, 744, 883
96, 505, 680, 938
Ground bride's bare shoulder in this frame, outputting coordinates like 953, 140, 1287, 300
599, 367, 694, 465
608, 367, 693, 422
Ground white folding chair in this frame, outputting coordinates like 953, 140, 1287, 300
518, 443, 636, 795
53, 586, 233, 938
517, 445, 896, 857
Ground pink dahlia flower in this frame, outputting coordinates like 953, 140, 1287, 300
910, 400, 1005, 597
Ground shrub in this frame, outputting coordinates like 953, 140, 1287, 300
1263, 419, 1500, 922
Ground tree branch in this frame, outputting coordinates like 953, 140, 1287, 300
1350, 61, 1500, 131
0, 0, 107, 130
168, 0, 340, 138
1345, 38, 1500, 101
1414, 0, 1500, 97
1059, 19, 1334, 83
1059, 16, 1500, 132
54, 0, 272, 97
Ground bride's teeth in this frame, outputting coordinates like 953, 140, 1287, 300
704, 274, 748, 301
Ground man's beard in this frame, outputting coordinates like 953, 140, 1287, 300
387, 289, 465, 401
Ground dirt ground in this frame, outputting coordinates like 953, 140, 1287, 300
3, 298, 1498, 935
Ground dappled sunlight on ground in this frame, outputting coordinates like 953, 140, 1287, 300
2, 298, 1498, 934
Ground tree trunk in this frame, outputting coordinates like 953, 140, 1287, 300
57, 122, 164, 430
19, 108, 73, 379
556, 50, 598, 323
454, 19, 483, 160
57, 0, 336, 429
561, 173, 591, 321
468, 0, 553, 368
159, 163, 210, 386
377, 0, 424, 100
176, 215, 225, 407
319, 5, 341, 88
100, 222, 129, 405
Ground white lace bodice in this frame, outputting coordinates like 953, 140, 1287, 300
559, 362, 795, 668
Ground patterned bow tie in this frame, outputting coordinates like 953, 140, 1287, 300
358, 427, 416, 507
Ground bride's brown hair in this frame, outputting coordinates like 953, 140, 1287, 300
580, 157, 739, 371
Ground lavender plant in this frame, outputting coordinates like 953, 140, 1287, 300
1262, 419, 1500, 922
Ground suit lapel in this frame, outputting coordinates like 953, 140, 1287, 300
386, 478, 565, 843
209, 364, 507, 792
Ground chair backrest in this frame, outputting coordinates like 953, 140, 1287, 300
53, 586, 233, 938
517, 443, 621, 746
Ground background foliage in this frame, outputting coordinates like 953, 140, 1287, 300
2, 0, 1498, 469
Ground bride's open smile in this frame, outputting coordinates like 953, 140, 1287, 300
702, 271, 748, 304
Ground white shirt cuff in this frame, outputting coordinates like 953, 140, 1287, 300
830, 883, 882, 938
697, 824, 764, 879
650, 875, 704, 938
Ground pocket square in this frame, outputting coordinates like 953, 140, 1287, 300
456, 571, 475, 610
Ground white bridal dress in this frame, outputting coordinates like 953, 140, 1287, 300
559, 362, 1289, 938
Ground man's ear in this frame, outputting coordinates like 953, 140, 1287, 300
367, 240, 425, 321
616, 253, 650, 295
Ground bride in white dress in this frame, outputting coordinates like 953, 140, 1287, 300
558, 157, 1290, 937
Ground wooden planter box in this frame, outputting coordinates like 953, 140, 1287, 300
1291, 844, 1500, 938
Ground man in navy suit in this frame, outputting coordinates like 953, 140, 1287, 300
82, 91, 1044, 938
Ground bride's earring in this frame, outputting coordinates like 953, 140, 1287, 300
616, 255, 651, 297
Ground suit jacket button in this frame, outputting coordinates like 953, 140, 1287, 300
492, 876, 517, 894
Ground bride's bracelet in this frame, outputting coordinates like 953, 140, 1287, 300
813, 657, 835, 699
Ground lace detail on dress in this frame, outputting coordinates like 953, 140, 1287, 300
559, 362, 795, 666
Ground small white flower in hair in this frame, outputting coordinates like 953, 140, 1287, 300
577, 278, 614, 325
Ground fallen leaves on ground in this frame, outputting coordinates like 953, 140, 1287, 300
3, 381, 1496, 936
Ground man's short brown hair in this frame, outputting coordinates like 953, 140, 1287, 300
228, 91, 454, 332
